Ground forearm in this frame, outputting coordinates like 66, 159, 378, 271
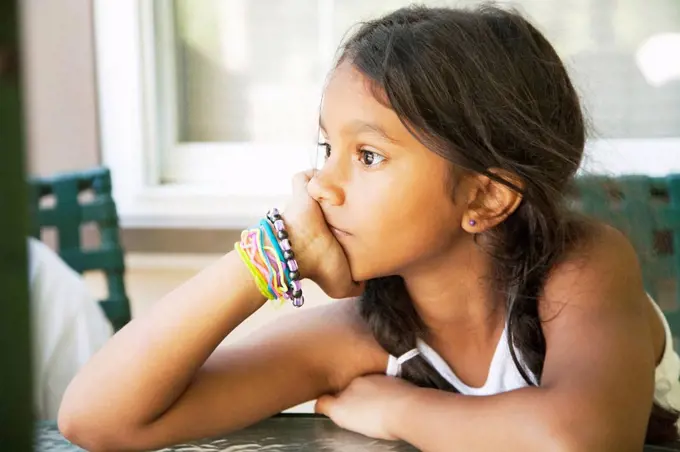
388, 386, 631, 452
59, 251, 265, 432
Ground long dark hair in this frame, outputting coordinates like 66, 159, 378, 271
338, 4, 678, 445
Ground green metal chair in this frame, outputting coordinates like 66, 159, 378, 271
573, 175, 680, 337
28, 167, 131, 332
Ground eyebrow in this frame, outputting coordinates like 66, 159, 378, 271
319, 118, 401, 145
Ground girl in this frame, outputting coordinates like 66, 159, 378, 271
59, 5, 680, 451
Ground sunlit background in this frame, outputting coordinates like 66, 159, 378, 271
24, 0, 680, 225
90, 0, 680, 223
173, 0, 680, 143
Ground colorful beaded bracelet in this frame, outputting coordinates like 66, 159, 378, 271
235, 209, 305, 307
266, 208, 304, 307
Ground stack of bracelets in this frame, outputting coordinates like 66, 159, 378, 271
234, 208, 305, 307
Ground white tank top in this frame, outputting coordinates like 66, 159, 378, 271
386, 296, 680, 410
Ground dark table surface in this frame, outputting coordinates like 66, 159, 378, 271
35, 415, 680, 451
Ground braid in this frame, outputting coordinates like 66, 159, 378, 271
359, 277, 453, 390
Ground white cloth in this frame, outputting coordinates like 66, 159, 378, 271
28, 238, 113, 420
649, 299, 680, 410
387, 296, 680, 410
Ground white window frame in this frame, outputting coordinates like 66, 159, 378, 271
94, 0, 680, 229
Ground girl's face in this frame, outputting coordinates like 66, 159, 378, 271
309, 62, 470, 281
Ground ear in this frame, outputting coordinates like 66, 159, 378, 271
462, 168, 524, 233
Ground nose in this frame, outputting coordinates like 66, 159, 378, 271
307, 164, 346, 207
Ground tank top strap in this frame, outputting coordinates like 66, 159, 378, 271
386, 348, 421, 377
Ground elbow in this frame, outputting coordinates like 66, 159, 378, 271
58, 400, 141, 452
549, 434, 642, 452
548, 436, 596, 452
548, 434, 624, 452
544, 414, 643, 452
58, 410, 116, 452
58, 412, 106, 452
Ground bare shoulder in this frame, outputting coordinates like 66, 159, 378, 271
540, 222, 648, 321
538, 221, 669, 362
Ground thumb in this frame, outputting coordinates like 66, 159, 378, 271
314, 394, 337, 417
292, 170, 315, 193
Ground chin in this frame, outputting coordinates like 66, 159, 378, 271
348, 260, 396, 283
347, 262, 376, 283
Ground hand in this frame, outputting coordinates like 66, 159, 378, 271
314, 375, 415, 441
282, 170, 363, 299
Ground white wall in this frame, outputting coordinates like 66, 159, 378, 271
20, 0, 100, 176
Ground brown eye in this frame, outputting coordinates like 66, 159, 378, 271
359, 150, 385, 167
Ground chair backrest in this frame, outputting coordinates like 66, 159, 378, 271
574, 175, 680, 336
28, 167, 131, 331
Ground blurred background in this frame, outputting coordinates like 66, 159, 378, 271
17, 0, 680, 421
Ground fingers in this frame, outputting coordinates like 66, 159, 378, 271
291, 169, 318, 192
314, 394, 336, 417
291, 172, 309, 194
302, 168, 318, 180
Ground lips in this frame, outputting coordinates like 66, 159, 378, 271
328, 224, 351, 236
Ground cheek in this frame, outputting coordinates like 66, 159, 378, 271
344, 176, 461, 279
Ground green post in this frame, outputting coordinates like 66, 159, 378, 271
0, 0, 34, 450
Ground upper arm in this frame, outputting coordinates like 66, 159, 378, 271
539, 225, 656, 448
136, 299, 383, 448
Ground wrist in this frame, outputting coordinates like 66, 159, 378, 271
279, 211, 316, 280
234, 210, 305, 307
226, 250, 268, 313
386, 385, 421, 441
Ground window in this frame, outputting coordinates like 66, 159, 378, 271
95, 0, 680, 228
